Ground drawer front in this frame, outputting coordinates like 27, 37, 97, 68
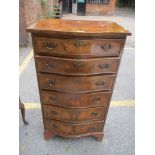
44, 119, 104, 135
36, 56, 119, 75
43, 105, 106, 122
38, 74, 115, 92
41, 90, 111, 108
33, 37, 123, 57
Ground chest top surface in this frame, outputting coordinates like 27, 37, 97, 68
27, 19, 131, 37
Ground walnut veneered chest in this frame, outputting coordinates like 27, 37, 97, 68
27, 19, 131, 141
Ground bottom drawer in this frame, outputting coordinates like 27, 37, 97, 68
44, 119, 104, 135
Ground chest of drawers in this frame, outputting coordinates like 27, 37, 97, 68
27, 19, 130, 141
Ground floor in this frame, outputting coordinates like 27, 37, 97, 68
19, 7, 135, 155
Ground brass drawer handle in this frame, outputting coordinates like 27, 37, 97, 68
101, 44, 112, 49
96, 81, 105, 87
51, 111, 59, 116
47, 80, 57, 85
99, 64, 110, 69
88, 127, 96, 132
92, 96, 101, 102
46, 63, 57, 68
44, 42, 57, 49
52, 124, 58, 129
49, 96, 57, 101
91, 112, 98, 116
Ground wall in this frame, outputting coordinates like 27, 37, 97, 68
19, 0, 28, 47
19, 0, 42, 47
86, 0, 116, 15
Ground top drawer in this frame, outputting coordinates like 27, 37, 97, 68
33, 37, 124, 58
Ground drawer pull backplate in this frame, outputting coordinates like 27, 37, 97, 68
101, 44, 112, 49
44, 42, 57, 49
92, 96, 101, 102
91, 112, 98, 116
49, 96, 57, 101
99, 64, 110, 69
46, 63, 57, 68
88, 127, 97, 132
52, 124, 58, 129
51, 111, 59, 116
47, 80, 57, 85
96, 81, 105, 87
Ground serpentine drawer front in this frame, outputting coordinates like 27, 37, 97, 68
33, 37, 124, 57
27, 19, 131, 141
44, 119, 104, 136
41, 90, 111, 108
36, 56, 119, 75
43, 105, 106, 122
38, 73, 115, 92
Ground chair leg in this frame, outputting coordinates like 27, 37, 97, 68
19, 98, 28, 125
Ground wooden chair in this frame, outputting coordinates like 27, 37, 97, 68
19, 98, 28, 125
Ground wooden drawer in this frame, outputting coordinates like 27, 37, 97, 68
38, 73, 115, 93
44, 119, 104, 135
41, 90, 111, 108
33, 37, 123, 57
43, 105, 106, 122
36, 56, 119, 75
